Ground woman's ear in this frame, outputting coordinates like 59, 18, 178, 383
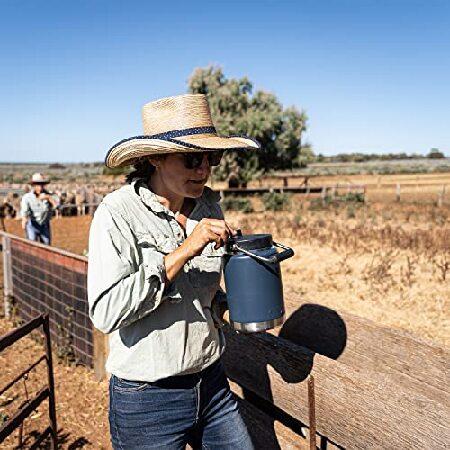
147, 156, 159, 167
147, 155, 165, 168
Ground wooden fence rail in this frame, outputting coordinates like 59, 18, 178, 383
223, 297, 450, 449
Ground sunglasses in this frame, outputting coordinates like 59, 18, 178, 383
180, 151, 224, 169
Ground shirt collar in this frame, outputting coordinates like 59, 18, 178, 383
131, 178, 220, 217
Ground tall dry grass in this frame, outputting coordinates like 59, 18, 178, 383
227, 201, 450, 347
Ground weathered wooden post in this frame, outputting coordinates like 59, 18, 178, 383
331, 185, 337, 200
308, 375, 316, 450
92, 327, 109, 381
396, 183, 401, 202
2, 234, 13, 319
321, 186, 327, 205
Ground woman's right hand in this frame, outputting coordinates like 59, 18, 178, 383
182, 218, 237, 258
164, 219, 236, 283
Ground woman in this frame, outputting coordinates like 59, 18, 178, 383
88, 94, 260, 449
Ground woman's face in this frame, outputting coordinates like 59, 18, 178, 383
33, 184, 44, 194
153, 153, 212, 198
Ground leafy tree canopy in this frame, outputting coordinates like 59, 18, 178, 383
188, 66, 309, 184
427, 148, 445, 159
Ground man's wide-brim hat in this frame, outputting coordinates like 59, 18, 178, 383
105, 94, 260, 168
30, 173, 50, 184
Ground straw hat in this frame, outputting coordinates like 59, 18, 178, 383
30, 173, 50, 184
105, 94, 260, 168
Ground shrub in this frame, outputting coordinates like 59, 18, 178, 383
221, 196, 253, 213
346, 205, 356, 219
343, 192, 365, 203
308, 197, 329, 211
262, 192, 291, 211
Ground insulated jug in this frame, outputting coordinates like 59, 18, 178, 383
223, 232, 294, 333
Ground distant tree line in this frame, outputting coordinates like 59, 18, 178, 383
314, 148, 445, 164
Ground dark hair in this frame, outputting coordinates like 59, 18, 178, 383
126, 158, 156, 184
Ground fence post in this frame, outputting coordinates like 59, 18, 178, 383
43, 314, 58, 449
331, 185, 337, 200
308, 375, 316, 450
321, 186, 327, 205
396, 183, 401, 202
3, 235, 13, 319
92, 326, 108, 381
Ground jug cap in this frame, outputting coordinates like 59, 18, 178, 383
227, 233, 273, 252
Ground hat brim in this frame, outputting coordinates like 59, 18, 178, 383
30, 180, 50, 185
105, 134, 260, 168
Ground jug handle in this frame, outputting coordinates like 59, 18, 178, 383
273, 241, 295, 263
231, 242, 294, 264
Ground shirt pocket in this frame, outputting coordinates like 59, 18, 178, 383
136, 231, 178, 255
136, 232, 182, 303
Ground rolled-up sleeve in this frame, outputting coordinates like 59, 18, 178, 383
87, 203, 168, 334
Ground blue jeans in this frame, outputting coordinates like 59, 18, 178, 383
25, 220, 51, 245
109, 360, 254, 450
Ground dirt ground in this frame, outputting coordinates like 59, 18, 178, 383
0, 258, 110, 449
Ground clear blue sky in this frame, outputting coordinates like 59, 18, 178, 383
0, 0, 449, 162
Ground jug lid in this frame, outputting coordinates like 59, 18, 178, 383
227, 233, 273, 252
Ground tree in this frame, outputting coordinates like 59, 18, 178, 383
427, 148, 445, 159
296, 144, 315, 167
188, 66, 309, 185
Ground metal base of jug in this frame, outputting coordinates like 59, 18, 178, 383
230, 316, 284, 333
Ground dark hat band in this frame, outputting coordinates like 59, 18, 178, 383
109, 126, 217, 152
105, 126, 260, 167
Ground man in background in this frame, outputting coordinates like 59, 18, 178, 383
20, 173, 55, 245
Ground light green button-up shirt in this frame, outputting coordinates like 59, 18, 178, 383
20, 192, 52, 224
87, 178, 226, 382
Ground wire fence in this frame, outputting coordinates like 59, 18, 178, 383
3, 232, 92, 366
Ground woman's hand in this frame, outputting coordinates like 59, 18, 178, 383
164, 219, 236, 283
182, 218, 237, 257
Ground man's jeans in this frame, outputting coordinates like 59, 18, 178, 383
25, 220, 51, 245
109, 360, 254, 450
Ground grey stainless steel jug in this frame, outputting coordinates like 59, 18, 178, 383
223, 232, 294, 333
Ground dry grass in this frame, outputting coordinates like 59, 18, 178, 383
3, 200, 449, 347
227, 201, 450, 347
